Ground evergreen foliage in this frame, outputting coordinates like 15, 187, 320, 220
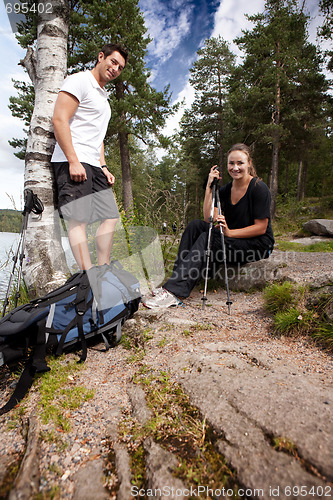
10, 0, 175, 212
8, 0, 333, 223
0, 210, 23, 233
230, 0, 330, 216
318, 0, 333, 71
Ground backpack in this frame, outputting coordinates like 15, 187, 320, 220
0, 260, 141, 415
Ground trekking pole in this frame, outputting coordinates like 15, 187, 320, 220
201, 178, 217, 309
2, 216, 26, 317
2, 190, 44, 317
215, 188, 232, 315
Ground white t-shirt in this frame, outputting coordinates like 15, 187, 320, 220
51, 71, 111, 168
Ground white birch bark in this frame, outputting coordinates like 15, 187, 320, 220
22, 0, 70, 296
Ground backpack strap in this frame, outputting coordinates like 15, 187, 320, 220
54, 273, 92, 362
75, 273, 91, 362
0, 357, 35, 415
0, 320, 50, 416
32, 318, 51, 373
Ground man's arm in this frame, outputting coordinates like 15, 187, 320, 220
100, 142, 115, 186
52, 91, 87, 182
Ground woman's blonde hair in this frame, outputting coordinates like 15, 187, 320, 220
227, 143, 258, 178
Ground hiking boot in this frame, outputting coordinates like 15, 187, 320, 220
143, 288, 180, 309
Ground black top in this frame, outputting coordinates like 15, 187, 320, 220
218, 177, 274, 247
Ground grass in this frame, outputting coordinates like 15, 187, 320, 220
272, 436, 297, 455
263, 282, 304, 314
36, 355, 94, 431
0, 281, 30, 315
276, 240, 333, 252
263, 282, 333, 349
272, 194, 333, 240
114, 366, 241, 498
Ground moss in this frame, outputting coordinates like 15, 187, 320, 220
0, 454, 23, 499
37, 355, 94, 432
114, 366, 241, 498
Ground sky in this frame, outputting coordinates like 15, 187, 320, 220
0, 0, 326, 210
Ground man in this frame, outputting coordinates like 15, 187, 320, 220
51, 43, 128, 270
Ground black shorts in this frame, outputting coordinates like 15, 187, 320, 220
53, 162, 119, 224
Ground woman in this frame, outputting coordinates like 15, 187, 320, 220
143, 143, 275, 308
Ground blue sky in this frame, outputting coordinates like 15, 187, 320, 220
0, 0, 325, 210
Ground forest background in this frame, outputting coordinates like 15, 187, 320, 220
1, 0, 333, 294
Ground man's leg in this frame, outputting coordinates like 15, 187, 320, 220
95, 218, 118, 266
68, 219, 92, 270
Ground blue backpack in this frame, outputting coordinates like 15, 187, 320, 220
0, 261, 141, 414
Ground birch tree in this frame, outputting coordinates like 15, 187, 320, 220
19, 0, 70, 296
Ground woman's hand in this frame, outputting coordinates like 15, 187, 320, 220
207, 165, 221, 188
215, 214, 231, 237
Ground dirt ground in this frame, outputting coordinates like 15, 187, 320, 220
0, 251, 332, 499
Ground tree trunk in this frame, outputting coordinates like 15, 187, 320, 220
22, 0, 69, 297
218, 69, 224, 183
270, 137, 279, 218
297, 160, 303, 202
269, 41, 281, 219
118, 130, 133, 212
301, 159, 308, 200
115, 80, 133, 213
284, 161, 289, 197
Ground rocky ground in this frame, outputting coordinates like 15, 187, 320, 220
0, 250, 332, 500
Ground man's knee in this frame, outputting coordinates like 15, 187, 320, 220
99, 217, 119, 229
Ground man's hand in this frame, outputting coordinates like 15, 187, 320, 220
69, 162, 87, 182
102, 166, 115, 185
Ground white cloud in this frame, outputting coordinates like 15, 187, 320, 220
211, 0, 265, 59
160, 0, 329, 142
0, 7, 27, 209
140, 0, 194, 63
164, 80, 195, 137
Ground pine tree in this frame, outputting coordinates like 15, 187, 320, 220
184, 36, 236, 183
232, 0, 329, 217
318, 0, 333, 71
10, 0, 174, 213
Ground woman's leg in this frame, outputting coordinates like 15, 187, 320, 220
163, 220, 210, 298
212, 233, 272, 265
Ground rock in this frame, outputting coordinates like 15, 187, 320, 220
303, 219, 333, 236
289, 236, 331, 245
143, 438, 188, 500
170, 342, 333, 499
217, 250, 333, 292
113, 442, 133, 500
72, 457, 109, 500
9, 414, 40, 500
127, 384, 188, 499
127, 384, 153, 425
221, 254, 286, 292
105, 408, 133, 500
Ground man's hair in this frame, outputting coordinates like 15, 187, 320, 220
96, 43, 129, 67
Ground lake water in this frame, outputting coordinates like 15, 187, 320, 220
0, 232, 20, 301
0, 232, 75, 301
